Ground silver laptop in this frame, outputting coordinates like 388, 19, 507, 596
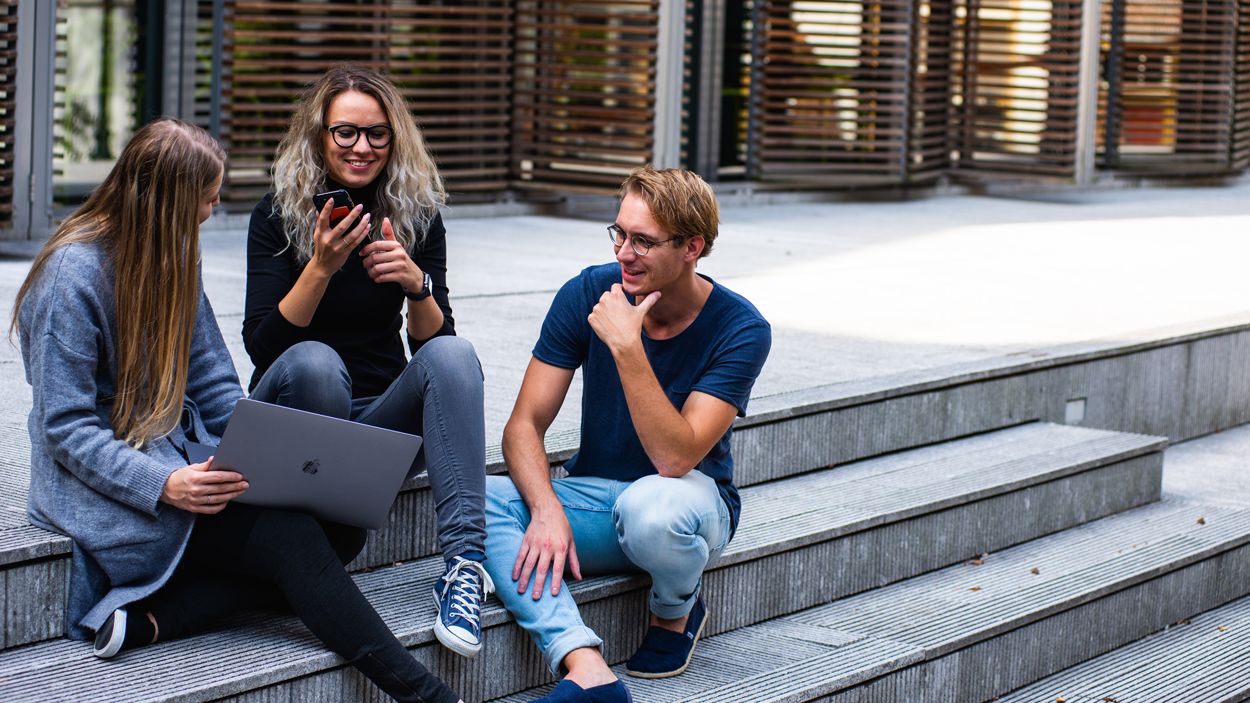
185, 398, 422, 529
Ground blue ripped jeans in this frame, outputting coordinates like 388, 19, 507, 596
251, 337, 486, 560
483, 471, 731, 673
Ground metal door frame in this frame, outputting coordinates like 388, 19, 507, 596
5, 0, 199, 242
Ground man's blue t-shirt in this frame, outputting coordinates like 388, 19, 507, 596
533, 263, 772, 536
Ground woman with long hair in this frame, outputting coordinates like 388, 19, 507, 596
14, 119, 461, 703
243, 65, 490, 658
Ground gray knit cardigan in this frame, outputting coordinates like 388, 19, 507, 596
18, 242, 243, 639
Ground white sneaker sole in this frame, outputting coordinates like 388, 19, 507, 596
93, 609, 127, 659
431, 589, 482, 658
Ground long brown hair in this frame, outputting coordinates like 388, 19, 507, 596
271, 64, 445, 263
12, 118, 225, 447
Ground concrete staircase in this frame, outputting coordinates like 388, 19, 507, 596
503, 498, 1250, 702
0, 322, 1249, 701
996, 593, 1250, 703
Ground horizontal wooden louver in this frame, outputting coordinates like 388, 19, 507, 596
511, 0, 658, 191
1235, 0, 1250, 167
0, 0, 17, 226
909, 0, 957, 180
1100, 0, 1239, 172
387, 1, 514, 195
952, 0, 1084, 178
751, 0, 916, 185
212, 0, 512, 206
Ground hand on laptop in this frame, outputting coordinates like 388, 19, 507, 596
161, 458, 249, 514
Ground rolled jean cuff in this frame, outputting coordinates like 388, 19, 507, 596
545, 626, 604, 675
650, 579, 702, 621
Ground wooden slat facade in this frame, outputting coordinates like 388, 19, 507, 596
1100, 0, 1241, 171
1235, 0, 1250, 168
510, 0, 659, 191
207, 0, 513, 205
7, 0, 1249, 227
744, 0, 956, 185
0, 0, 16, 225
750, 0, 917, 185
951, 0, 1085, 179
909, 0, 957, 180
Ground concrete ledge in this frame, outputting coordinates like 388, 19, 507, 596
743, 313, 1250, 436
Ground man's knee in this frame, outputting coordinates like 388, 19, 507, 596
616, 471, 714, 522
613, 473, 725, 561
614, 475, 696, 541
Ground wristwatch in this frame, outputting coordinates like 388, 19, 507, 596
404, 271, 433, 302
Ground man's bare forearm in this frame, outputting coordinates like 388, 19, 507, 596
612, 343, 702, 476
502, 419, 564, 515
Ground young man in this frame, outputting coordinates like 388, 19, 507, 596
483, 167, 771, 702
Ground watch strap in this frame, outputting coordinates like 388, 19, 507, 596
405, 271, 433, 301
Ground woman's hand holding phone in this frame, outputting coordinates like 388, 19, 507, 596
309, 197, 371, 278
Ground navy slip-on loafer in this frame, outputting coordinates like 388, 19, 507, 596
623, 595, 707, 678
534, 679, 633, 702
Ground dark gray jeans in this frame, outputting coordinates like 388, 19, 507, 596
251, 336, 487, 560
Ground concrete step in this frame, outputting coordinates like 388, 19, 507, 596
0, 423, 1165, 700
995, 593, 1250, 703
497, 498, 1250, 702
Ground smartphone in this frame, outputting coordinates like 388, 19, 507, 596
312, 189, 355, 224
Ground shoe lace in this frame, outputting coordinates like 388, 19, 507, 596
440, 557, 496, 627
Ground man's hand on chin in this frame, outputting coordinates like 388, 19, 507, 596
588, 284, 660, 354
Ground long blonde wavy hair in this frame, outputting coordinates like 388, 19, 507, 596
12, 119, 225, 448
271, 65, 446, 262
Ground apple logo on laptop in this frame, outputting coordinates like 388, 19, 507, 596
301, 460, 320, 476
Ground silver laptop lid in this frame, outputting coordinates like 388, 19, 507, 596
206, 399, 422, 529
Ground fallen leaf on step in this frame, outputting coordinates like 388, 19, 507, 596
969, 558, 984, 566
1055, 697, 1066, 702
1030, 567, 1040, 575
1103, 697, 1118, 702
1218, 626, 1229, 632
1176, 618, 1191, 626
1197, 517, 1206, 525
968, 586, 981, 592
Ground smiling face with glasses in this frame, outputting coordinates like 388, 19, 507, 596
321, 90, 392, 189
325, 123, 393, 149
610, 192, 704, 298
607, 224, 679, 258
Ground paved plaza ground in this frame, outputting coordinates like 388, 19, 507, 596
2, 181, 1248, 450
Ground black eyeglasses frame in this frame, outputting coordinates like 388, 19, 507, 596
324, 123, 394, 149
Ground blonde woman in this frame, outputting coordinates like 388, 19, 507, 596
15, 119, 462, 703
243, 65, 491, 658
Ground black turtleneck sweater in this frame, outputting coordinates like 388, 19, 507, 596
242, 180, 455, 398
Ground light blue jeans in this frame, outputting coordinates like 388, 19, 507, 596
483, 470, 732, 673
251, 338, 487, 560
